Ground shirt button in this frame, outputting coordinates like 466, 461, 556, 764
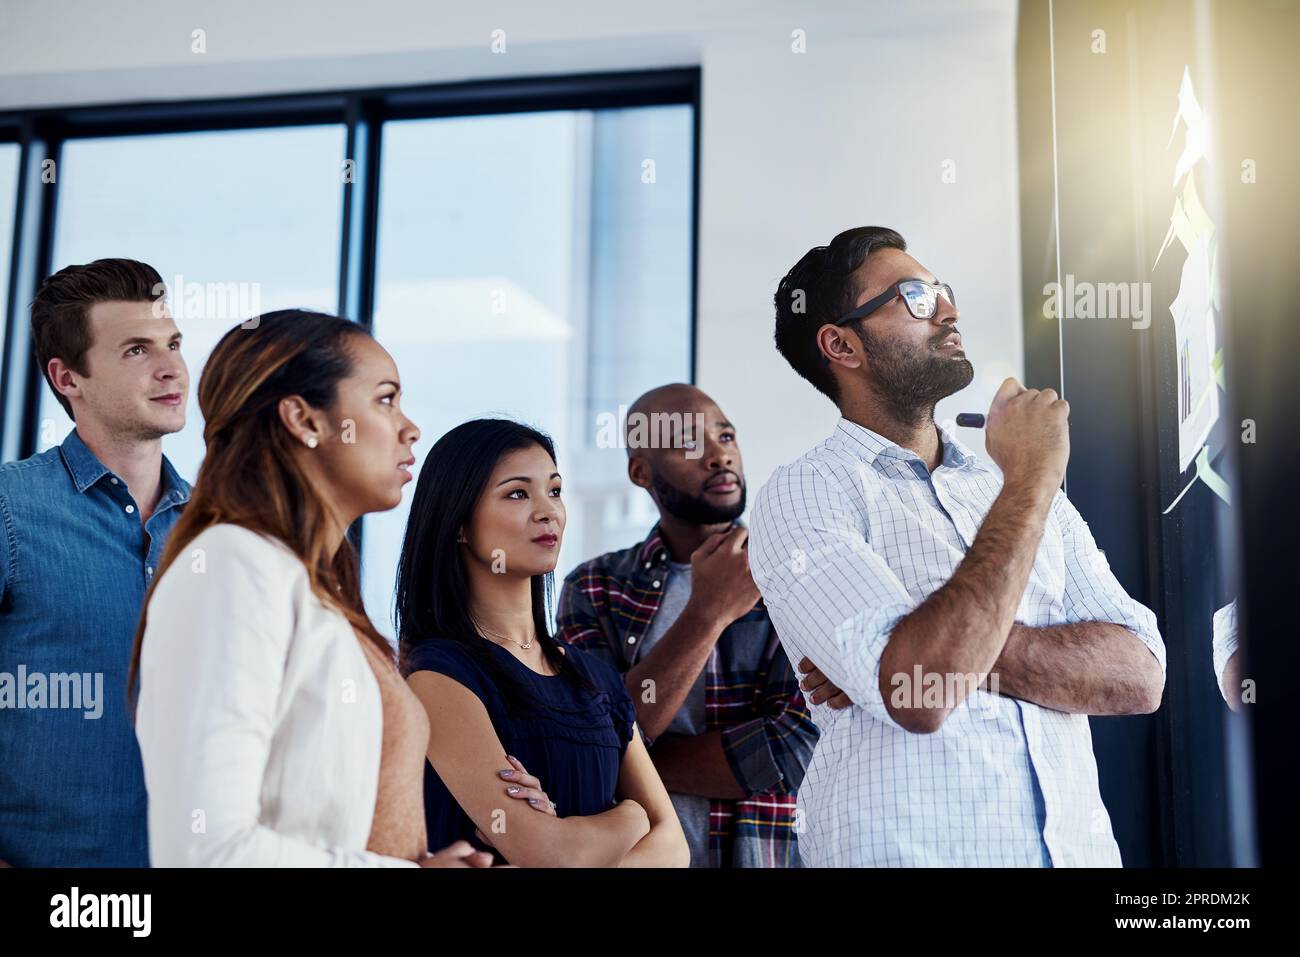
627, 636, 637, 644
644, 561, 651, 569
652, 580, 661, 588
110, 477, 119, 485
125, 504, 135, 514
146, 566, 154, 576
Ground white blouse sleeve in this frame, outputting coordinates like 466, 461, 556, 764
135, 525, 417, 868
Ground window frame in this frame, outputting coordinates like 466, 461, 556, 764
0, 69, 702, 561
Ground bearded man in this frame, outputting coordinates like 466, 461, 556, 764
748, 226, 1165, 867
558, 383, 817, 868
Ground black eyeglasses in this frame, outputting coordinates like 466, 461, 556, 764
834, 278, 956, 325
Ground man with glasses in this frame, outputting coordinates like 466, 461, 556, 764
748, 226, 1165, 867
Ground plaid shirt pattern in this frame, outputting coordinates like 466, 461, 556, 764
556, 524, 816, 867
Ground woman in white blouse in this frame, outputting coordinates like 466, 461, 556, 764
129, 310, 551, 867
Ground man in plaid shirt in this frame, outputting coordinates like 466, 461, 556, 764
557, 383, 820, 867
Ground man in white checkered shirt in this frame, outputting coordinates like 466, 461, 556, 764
748, 227, 1165, 867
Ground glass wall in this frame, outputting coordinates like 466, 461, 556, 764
36, 125, 347, 478
0, 90, 695, 644
361, 105, 693, 636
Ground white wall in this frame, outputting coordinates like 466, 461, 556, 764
0, 0, 1023, 496
696, 28, 1024, 488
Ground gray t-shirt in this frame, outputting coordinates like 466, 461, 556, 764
634, 560, 714, 867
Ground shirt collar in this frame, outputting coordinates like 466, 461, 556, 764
60, 427, 193, 505
937, 424, 979, 469
636, 523, 670, 570
158, 453, 192, 507
60, 428, 110, 493
832, 417, 979, 472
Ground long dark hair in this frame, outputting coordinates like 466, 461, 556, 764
394, 418, 595, 714
129, 310, 392, 704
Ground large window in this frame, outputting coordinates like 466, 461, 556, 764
36, 125, 347, 478
0, 73, 698, 644
360, 105, 694, 636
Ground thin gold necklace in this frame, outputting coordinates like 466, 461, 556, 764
474, 619, 535, 650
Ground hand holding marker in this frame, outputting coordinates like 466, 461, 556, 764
957, 381, 1064, 428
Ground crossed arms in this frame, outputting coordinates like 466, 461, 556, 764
750, 463, 1165, 733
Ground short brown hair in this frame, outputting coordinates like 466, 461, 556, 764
30, 258, 166, 420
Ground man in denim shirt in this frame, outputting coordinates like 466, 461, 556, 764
0, 259, 190, 866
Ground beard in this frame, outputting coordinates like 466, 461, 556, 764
857, 324, 975, 426
650, 468, 747, 526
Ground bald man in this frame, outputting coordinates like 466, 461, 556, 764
557, 384, 819, 867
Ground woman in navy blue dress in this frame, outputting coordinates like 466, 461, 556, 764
395, 419, 687, 867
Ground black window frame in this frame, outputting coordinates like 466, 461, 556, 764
0, 68, 702, 476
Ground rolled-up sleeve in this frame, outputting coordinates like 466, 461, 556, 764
1212, 600, 1239, 697
749, 461, 918, 730
1052, 492, 1166, 679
